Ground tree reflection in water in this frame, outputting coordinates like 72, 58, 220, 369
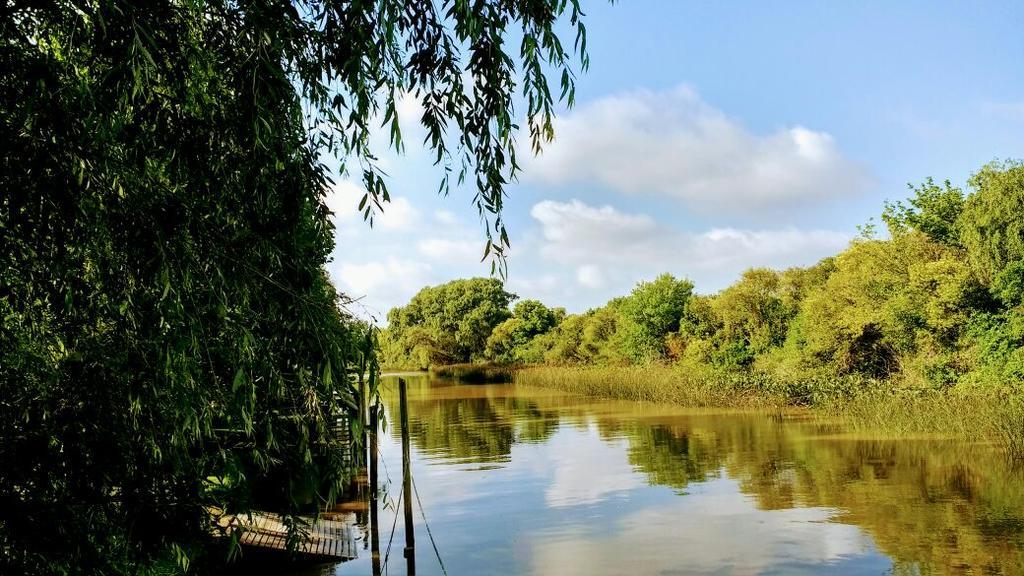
369, 375, 1024, 575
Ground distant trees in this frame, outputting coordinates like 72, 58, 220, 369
958, 161, 1024, 384
794, 234, 952, 379
535, 303, 625, 365
959, 161, 1024, 301
485, 300, 565, 364
618, 274, 694, 362
386, 160, 1024, 395
883, 178, 966, 246
384, 278, 517, 368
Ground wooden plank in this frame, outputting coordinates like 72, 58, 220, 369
216, 510, 357, 560
314, 532, 324, 556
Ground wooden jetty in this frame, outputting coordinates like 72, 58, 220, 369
215, 510, 359, 561
209, 377, 422, 572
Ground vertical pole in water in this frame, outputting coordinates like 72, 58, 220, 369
358, 377, 367, 469
369, 404, 381, 576
399, 378, 416, 575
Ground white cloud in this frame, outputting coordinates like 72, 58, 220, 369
325, 183, 489, 318
531, 199, 660, 263
375, 197, 419, 230
417, 238, 479, 260
396, 91, 425, 128
576, 265, 606, 289
334, 257, 432, 319
434, 209, 458, 225
685, 227, 852, 273
326, 180, 419, 231
325, 179, 363, 224
530, 199, 850, 294
524, 86, 869, 210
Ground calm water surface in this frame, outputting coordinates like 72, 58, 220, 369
294, 375, 1024, 575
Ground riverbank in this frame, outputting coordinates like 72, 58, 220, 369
511, 365, 1024, 457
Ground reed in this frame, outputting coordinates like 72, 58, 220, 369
515, 365, 1024, 458
513, 365, 788, 408
824, 389, 1024, 457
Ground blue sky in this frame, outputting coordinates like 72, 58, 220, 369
326, 0, 1024, 321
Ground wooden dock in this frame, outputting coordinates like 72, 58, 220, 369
215, 510, 359, 561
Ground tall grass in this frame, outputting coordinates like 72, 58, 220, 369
515, 365, 1024, 458
513, 365, 788, 408
824, 389, 1024, 456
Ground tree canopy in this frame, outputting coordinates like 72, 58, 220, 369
959, 161, 1024, 300
485, 300, 565, 363
883, 178, 966, 247
617, 274, 694, 362
383, 278, 517, 368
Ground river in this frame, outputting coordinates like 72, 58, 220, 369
292, 374, 1024, 575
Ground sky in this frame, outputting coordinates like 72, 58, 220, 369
325, 0, 1024, 322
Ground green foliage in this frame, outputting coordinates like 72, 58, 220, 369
792, 235, 950, 379
485, 300, 564, 363
514, 300, 567, 336
617, 274, 694, 362
669, 265, 834, 372
883, 178, 966, 246
1, 0, 587, 572
384, 278, 516, 368
959, 160, 1024, 298
992, 260, 1024, 307
963, 310, 1024, 388
514, 365, 788, 408
429, 362, 516, 383
678, 295, 722, 341
713, 269, 790, 362
531, 302, 626, 365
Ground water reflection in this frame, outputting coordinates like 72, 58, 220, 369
312, 375, 1024, 575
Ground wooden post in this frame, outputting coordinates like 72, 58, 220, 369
399, 378, 416, 575
369, 404, 381, 576
358, 377, 367, 468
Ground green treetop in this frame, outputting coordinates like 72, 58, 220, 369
385, 278, 517, 368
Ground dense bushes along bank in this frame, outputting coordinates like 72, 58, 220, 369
384, 161, 1024, 453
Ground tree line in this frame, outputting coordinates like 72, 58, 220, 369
383, 160, 1024, 394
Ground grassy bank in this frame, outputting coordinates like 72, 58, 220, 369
820, 389, 1024, 454
512, 365, 788, 409
514, 365, 1024, 457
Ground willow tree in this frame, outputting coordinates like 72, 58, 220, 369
0, 1, 587, 573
